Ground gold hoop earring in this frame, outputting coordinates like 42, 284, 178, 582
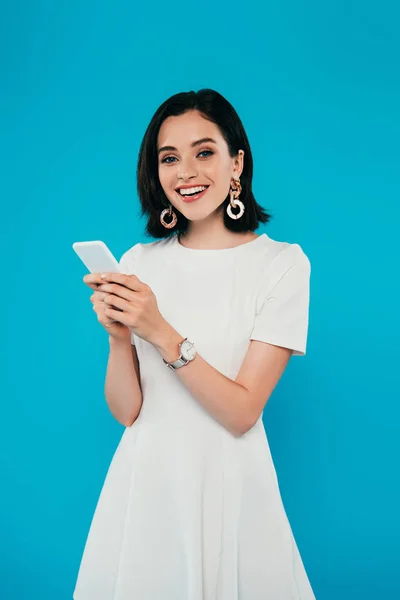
160, 204, 178, 229
227, 178, 245, 220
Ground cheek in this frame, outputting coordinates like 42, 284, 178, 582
196, 164, 217, 187
208, 156, 229, 181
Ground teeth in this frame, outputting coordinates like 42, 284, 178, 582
179, 186, 207, 196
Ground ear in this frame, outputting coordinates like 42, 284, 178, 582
232, 149, 244, 179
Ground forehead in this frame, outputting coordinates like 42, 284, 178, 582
157, 111, 222, 148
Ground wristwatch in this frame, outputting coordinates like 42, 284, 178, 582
162, 337, 196, 370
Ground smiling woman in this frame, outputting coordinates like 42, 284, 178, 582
135, 89, 271, 241
73, 89, 315, 600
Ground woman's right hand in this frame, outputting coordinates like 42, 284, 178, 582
83, 273, 131, 343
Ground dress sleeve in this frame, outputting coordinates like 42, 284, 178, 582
250, 244, 311, 356
118, 243, 142, 346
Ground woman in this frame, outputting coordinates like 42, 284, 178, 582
73, 89, 315, 599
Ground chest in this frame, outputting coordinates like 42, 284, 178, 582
136, 260, 267, 376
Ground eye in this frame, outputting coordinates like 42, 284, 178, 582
160, 156, 177, 164
160, 149, 214, 164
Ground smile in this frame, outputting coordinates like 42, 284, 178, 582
176, 185, 210, 203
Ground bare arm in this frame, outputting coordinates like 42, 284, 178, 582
104, 337, 143, 427
152, 322, 292, 437
96, 245, 309, 435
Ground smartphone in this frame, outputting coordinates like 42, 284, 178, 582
72, 240, 124, 314
72, 240, 122, 274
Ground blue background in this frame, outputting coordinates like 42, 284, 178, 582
1, 1, 399, 598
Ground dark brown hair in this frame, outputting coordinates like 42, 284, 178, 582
136, 88, 272, 239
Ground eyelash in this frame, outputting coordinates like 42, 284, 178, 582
160, 150, 214, 164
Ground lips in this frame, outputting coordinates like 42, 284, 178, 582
176, 185, 210, 203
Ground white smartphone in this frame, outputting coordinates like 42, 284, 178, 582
72, 240, 125, 316
72, 240, 122, 274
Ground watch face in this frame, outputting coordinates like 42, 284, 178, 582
181, 340, 196, 360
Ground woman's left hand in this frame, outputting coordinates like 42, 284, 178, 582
97, 272, 167, 345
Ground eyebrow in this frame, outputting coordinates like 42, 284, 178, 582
158, 137, 217, 155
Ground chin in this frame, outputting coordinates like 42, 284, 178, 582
180, 205, 217, 221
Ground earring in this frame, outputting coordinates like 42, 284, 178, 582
227, 178, 245, 220
160, 203, 178, 228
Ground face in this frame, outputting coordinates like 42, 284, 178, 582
157, 110, 244, 222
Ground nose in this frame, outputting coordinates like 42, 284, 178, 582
177, 156, 198, 181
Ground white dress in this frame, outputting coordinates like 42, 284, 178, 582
73, 232, 315, 600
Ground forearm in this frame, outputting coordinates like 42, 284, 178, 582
104, 337, 143, 427
151, 322, 251, 437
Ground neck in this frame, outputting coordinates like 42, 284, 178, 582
179, 223, 258, 251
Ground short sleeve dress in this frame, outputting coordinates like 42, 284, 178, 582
73, 232, 315, 600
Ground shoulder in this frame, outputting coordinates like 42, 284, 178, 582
262, 234, 310, 273
119, 242, 144, 270
119, 237, 174, 270
253, 235, 310, 298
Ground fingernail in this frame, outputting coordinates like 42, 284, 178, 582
101, 273, 107, 279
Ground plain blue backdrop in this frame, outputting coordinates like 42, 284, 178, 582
1, 1, 399, 598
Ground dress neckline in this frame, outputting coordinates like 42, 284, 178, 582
173, 233, 267, 255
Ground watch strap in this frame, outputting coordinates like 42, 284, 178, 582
162, 355, 189, 370
162, 337, 195, 370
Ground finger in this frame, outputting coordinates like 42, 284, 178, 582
97, 311, 116, 328
93, 302, 120, 324
84, 281, 98, 291
84, 273, 113, 291
93, 297, 123, 315
83, 273, 104, 286
104, 306, 130, 326
90, 291, 107, 303
103, 293, 129, 311
100, 272, 145, 292
92, 301, 105, 313
98, 282, 136, 302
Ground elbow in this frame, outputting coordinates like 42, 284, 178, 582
123, 409, 141, 428
117, 397, 143, 428
236, 409, 261, 437
118, 406, 142, 428
230, 414, 258, 438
